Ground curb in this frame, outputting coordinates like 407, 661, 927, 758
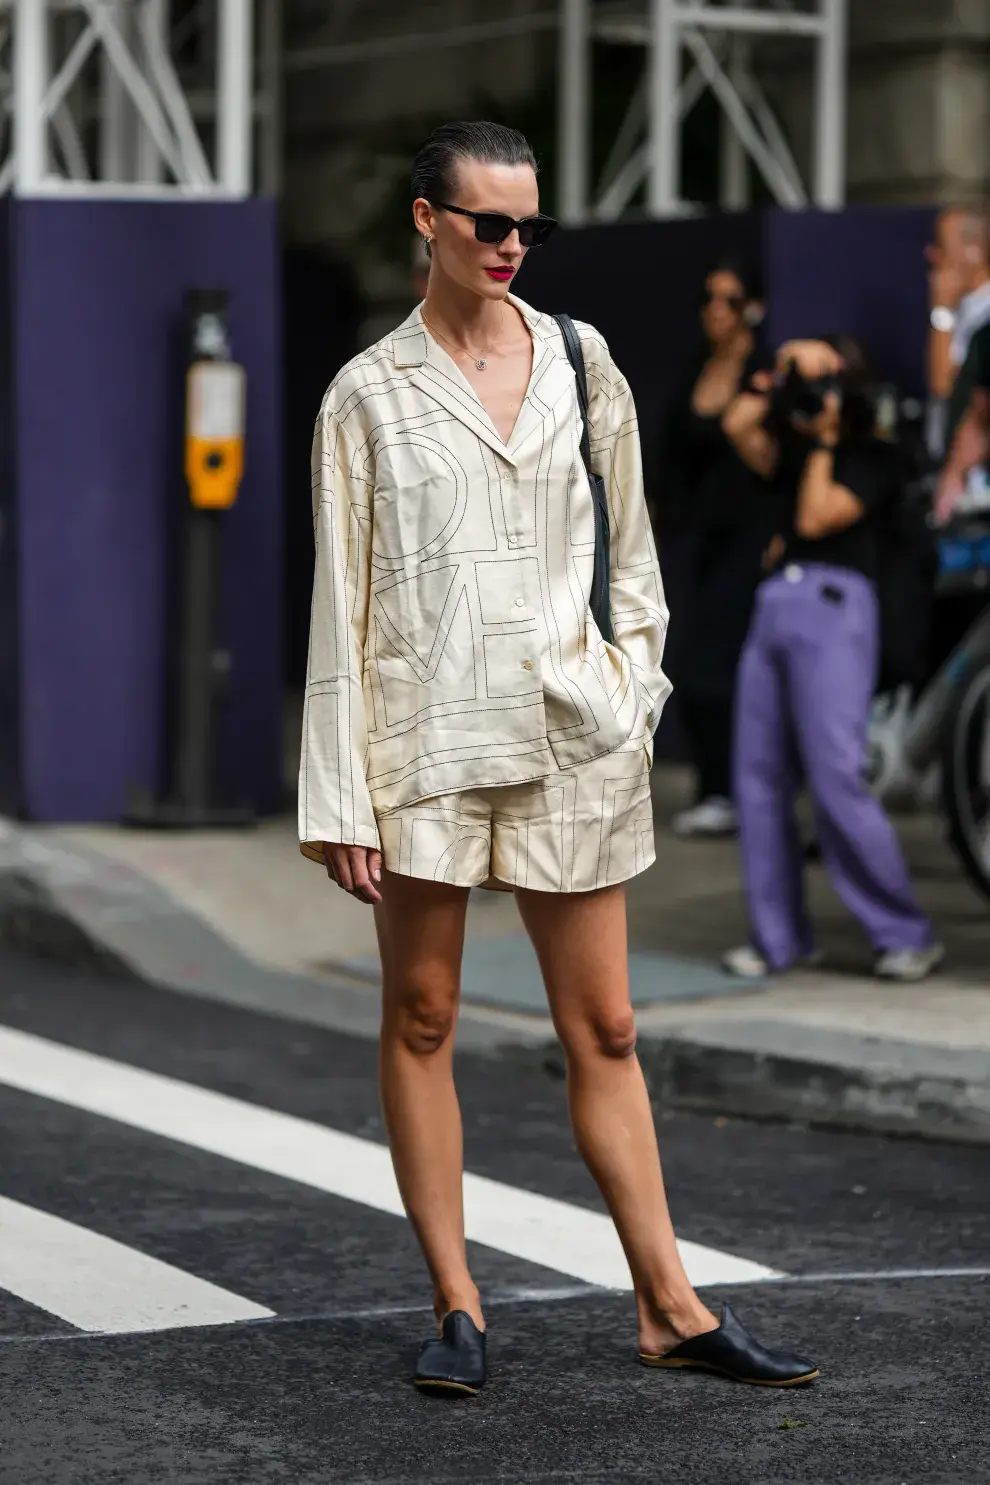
502, 1021, 990, 1147
0, 866, 138, 980
2, 820, 988, 1146
0, 820, 542, 1051
640, 1022, 990, 1145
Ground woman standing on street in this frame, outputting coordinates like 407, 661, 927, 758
657, 260, 773, 839
298, 120, 818, 1396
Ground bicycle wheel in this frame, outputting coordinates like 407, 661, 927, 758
941, 657, 990, 900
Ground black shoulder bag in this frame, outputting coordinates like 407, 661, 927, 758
553, 313, 613, 643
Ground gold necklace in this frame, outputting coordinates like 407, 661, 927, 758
422, 307, 505, 371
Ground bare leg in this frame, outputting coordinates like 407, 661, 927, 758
374, 869, 484, 1332
515, 882, 717, 1354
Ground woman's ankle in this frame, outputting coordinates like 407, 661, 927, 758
636, 1289, 717, 1351
433, 1283, 485, 1332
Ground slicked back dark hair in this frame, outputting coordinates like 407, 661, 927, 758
705, 254, 764, 305
411, 120, 538, 206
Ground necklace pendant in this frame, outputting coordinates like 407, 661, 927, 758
475, 357, 488, 371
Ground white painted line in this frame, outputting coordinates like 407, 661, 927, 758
768, 1267, 990, 1284
1, 1266, 987, 1349
0, 1195, 274, 1334
0, 1026, 781, 1293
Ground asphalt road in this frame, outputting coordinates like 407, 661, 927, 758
0, 947, 987, 1485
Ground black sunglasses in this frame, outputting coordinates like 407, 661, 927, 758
434, 201, 558, 248
700, 288, 746, 312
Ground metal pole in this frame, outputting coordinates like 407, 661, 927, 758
14, 0, 48, 192
558, 0, 589, 225
100, 0, 129, 181
813, 0, 846, 207
136, 0, 168, 183
217, 0, 252, 194
720, 34, 749, 209
647, 0, 679, 215
258, 0, 281, 196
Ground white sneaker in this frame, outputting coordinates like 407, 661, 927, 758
671, 796, 738, 839
874, 942, 945, 982
721, 945, 769, 978
721, 945, 826, 979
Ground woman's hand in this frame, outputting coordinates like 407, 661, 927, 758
321, 843, 383, 905
926, 244, 966, 313
933, 468, 964, 526
775, 340, 845, 381
722, 379, 778, 478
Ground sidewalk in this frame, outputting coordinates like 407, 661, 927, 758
2, 765, 989, 1142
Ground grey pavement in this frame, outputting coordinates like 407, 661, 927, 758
4, 764, 989, 1142
0, 946, 987, 1484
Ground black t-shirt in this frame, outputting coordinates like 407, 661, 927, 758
654, 345, 775, 542
970, 321, 990, 392
945, 321, 990, 454
772, 433, 900, 581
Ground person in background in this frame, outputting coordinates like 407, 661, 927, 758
936, 317, 990, 520
926, 206, 990, 463
656, 259, 772, 839
927, 210, 990, 672
721, 338, 943, 984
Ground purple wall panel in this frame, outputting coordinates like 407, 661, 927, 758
13, 198, 282, 820
765, 205, 936, 397
0, 199, 18, 814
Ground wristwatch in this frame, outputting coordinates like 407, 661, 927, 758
930, 305, 956, 332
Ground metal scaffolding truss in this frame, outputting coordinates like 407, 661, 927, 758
0, 0, 280, 198
559, 0, 847, 224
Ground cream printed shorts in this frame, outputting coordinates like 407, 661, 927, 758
377, 746, 655, 894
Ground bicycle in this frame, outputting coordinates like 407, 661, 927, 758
869, 511, 990, 898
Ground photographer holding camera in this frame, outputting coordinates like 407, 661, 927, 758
719, 337, 943, 983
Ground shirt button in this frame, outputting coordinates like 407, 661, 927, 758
522, 659, 533, 670
508, 535, 518, 546
514, 597, 524, 607
784, 564, 803, 584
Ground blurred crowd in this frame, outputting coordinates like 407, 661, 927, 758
648, 208, 990, 981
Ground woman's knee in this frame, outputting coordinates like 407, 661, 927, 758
385, 974, 458, 1056
565, 1003, 638, 1061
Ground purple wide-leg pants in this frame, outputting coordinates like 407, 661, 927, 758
733, 563, 932, 970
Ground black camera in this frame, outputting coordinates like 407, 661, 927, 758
769, 360, 843, 425
766, 357, 885, 443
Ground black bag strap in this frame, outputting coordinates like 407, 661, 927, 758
552, 312, 614, 643
553, 312, 593, 472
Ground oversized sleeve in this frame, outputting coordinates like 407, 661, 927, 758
585, 332, 673, 738
298, 401, 380, 860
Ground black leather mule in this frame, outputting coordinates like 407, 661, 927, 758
639, 1302, 819, 1387
414, 1310, 487, 1396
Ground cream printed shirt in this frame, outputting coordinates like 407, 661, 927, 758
299, 294, 671, 859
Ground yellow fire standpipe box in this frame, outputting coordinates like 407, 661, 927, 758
124, 290, 255, 829
186, 360, 246, 510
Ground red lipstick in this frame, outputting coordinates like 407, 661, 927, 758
485, 267, 514, 281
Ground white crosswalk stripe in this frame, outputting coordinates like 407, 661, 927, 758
0, 1023, 781, 1335
0, 1196, 273, 1334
